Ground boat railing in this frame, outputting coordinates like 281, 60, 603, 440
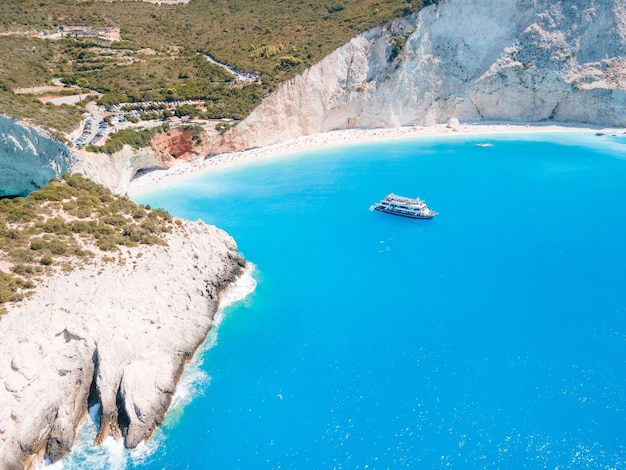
385, 194, 426, 206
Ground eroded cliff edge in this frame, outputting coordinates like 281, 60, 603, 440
0, 219, 245, 469
0, 115, 211, 198
211, 0, 626, 152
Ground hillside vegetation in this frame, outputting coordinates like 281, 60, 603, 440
0, 173, 174, 314
0, 0, 435, 133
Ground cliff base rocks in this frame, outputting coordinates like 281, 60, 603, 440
0, 219, 244, 469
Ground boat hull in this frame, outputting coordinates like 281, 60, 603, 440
373, 206, 436, 219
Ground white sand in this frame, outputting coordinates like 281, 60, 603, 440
128, 122, 623, 197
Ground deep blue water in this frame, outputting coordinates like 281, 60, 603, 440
59, 132, 626, 469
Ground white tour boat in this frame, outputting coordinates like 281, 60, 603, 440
370, 193, 438, 219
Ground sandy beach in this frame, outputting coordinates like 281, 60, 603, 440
127, 122, 623, 197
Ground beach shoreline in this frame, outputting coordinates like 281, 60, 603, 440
127, 122, 624, 197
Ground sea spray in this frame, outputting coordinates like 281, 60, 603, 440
39, 405, 128, 470
42, 265, 257, 470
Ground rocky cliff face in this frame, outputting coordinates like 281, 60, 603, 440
212, 0, 626, 152
72, 129, 211, 195
151, 128, 211, 162
72, 145, 167, 196
0, 220, 245, 469
0, 115, 213, 197
0, 116, 73, 197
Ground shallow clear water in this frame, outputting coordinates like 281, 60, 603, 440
59, 132, 626, 469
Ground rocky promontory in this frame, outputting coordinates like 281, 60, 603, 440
0, 206, 245, 469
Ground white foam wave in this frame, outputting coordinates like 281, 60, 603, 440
219, 263, 258, 312
127, 435, 162, 466
39, 405, 128, 470
167, 264, 257, 417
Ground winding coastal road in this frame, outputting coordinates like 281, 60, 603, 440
203, 53, 260, 83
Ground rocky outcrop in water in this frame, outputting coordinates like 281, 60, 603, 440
0, 116, 73, 197
0, 220, 245, 469
211, 0, 626, 152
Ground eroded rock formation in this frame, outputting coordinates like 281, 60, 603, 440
0, 113, 214, 197
67, 129, 208, 194
72, 129, 211, 195
72, 145, 166, 196
211, 0, 626, 152
0, 220, 245, 469
151, 128, 210, 162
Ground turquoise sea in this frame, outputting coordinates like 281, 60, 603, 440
55, 132, 626, 469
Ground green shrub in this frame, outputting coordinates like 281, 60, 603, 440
9, 249, 35, 264
276, 55, 302, 70
131, 207, 146, 219
70, 220, 97, 234
140, 219, 157, 233
30, 238, 46, 251
68, 205, 93, 218
88, 125, 169, 155
4, 228, 23, 241
63, 199, 78, 212
47, 239, 68, 255
0, 198, 37, 223
94, 224, 115, 237
12, 264, 41, 276
39, 253, 54, 265
102, 214, 128, 226
96, 235, 121, 251
152, 208, 172, 222
328, 4, 346, 13
140, 234, 166, 246
389, 34, 407, 62
63, 173, 99, 192
76, 194, 101, 209
28, 180, 75, 202
43, 217, 71, 235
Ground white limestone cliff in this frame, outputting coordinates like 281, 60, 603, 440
71, 145, 167, 196
72, 128, 212, 196
212, 0, 626, 152
0, 117, 206, 197
0, 114, 163, 197
0, 220, 245, 469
